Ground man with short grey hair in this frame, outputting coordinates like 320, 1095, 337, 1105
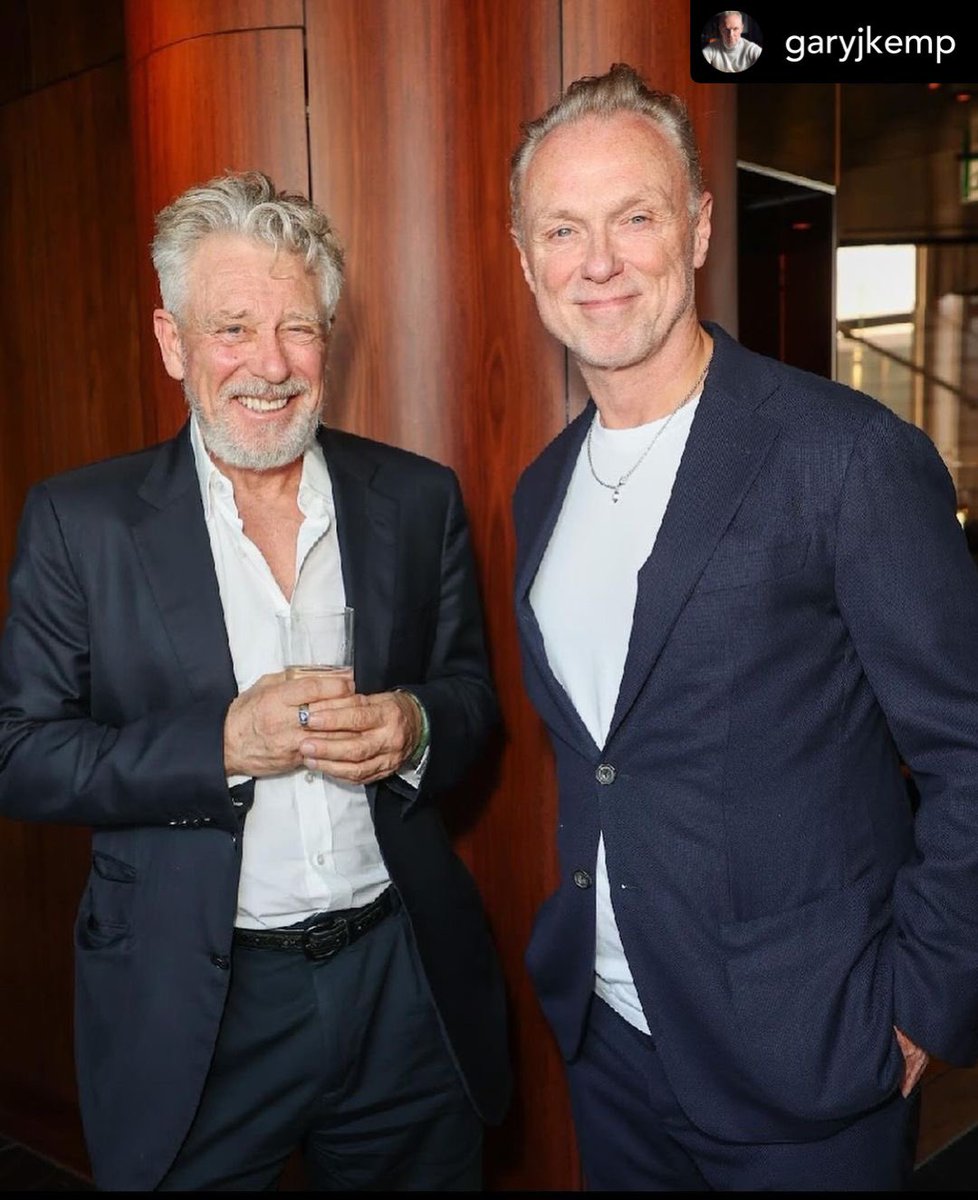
510, 62, 978, 1191
702, 10, 762, 72
0, 171, 510, 1191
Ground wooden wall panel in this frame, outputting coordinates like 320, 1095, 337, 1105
0, 61, 143, 633
27, 0, 126, 89
126, 0, 301, 63
0, 0, 33, 103
125, 23, 309, 439
0, 0, 125, 102
306, 0, 566, 459
0, 55, 142, 1178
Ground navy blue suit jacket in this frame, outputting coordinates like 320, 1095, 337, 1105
0, 423, 510, 1189
513, 324, 978, 1142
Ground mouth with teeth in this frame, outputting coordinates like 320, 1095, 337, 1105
236, 394, 291, 413
220, 378, 309, 416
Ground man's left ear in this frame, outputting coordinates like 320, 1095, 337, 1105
693, 192, 713, 269
153, 309, 186, 381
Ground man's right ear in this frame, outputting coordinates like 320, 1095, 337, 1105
153, 310, 186, 381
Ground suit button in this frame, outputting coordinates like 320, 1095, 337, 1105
210, 954, 230, 970
573, 869, 592, 889
596, 763, 616, 785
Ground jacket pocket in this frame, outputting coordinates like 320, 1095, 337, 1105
721, 880, 902, 1121
697, 535, 810, 593
77, 852, 137, 948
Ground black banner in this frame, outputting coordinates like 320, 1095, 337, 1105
690, 1, 972, 84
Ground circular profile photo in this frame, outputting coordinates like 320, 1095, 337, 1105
701, 10, 763, 74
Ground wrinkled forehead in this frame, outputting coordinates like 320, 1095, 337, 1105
182, 233, 322, 319
186, 232, 306, 281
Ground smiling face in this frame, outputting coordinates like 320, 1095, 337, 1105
153, 233, 327, 472
720, 13, 744, 47
516, 112, 711, 382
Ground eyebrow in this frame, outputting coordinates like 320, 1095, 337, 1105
532, 193, 666, 226
279, 311, 323, 325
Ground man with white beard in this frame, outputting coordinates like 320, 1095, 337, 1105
0, 171, 509, 1192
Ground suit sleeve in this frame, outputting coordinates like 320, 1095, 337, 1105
386, 469, 499, 805
835, 410, 978, 1064
0, 485, 237, 831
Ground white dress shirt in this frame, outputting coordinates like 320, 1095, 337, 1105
530, 396, 700, 1033
191, 417, 390, 928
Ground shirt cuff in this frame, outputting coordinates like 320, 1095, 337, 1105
394, 689, 431, 787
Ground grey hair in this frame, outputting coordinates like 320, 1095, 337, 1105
151, 171, 345, 322
509, 63, 704, 243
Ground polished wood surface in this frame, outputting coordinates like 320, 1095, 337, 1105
0, 50, 143, 1178
0, 56, 144, 623
125, 0, 302, 62
0, 0, 125, 100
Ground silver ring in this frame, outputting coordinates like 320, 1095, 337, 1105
297, 704, 310, 728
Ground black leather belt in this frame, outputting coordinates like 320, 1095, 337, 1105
233, 886, 397, 961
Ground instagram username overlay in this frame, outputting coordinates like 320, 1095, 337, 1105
690, 5, 968, 83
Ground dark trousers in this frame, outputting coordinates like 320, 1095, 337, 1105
567, 997, 920, 1192
159, 901, 481, 1191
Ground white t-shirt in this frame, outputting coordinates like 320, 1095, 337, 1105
530, 395, 700, 1033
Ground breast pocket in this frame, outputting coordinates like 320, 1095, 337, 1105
697, 536, 811, 593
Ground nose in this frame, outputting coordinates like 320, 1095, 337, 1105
581, 229, 623, 285
251, 328, 290, 383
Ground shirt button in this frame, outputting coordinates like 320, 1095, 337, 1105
315, 853, 326, 866
305, 771, 318, 783
573, 869, 593, 889
596, 763, 616, 785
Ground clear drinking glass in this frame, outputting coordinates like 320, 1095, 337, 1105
278, 605, 355, 690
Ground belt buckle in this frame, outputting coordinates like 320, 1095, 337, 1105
302, 917, 349, 961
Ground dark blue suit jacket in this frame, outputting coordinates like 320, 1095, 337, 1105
0, 423, 510, 1189
513, 324, 978, 1142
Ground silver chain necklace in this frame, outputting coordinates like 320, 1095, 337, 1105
586, 355, 712, 503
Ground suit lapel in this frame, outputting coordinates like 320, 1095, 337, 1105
319, 429, 398, 696
515, 411, 602, 754
131, 426, 237, 702
607, 334, 780, 741
515, 326, 783, 752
